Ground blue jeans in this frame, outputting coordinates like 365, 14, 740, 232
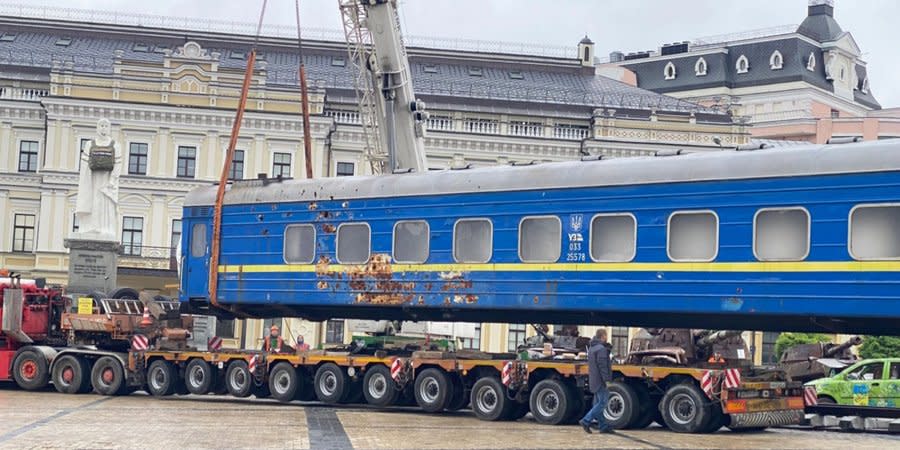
580, 389, 610, 430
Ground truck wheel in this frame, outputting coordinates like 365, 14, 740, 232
529, 379, 572, 425
13, 348, 51, 391
52, 355, 91, 394
110, 287, 140, 300
91, 356, 126, 396
414, 368, 454, 413
508, 401, 530, 420
269, 362, 301, 403
147, 360, 177, 397
629, 392, 660, 429
446, 375, 469, 411
225, 360, 253, 398
604, 381, 640, 429
314, 363, 348, 404
702, 402, 729, 433
564, 383, 586, 424
470, 377, 513, 421
659, 383, 712, 433
185, 359, 214, 395
362, 365, 400, 407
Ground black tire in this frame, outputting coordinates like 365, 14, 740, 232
817, 396, 836, 404
51, 354, 91, 394
702, 402, 729, 433
727, 426, 767, 432
630, 392, 660, 429
604, 381, 641, 429
362, 365, 400, 407
659, 383, 712, 433
269, 362, 301, 403
508, 401, 530, 421
564, 383, 587, 424
147, 360, 177, 397
314, 363, 348, 404
225, 360, 253, 398
110, 287, 140, 300
342, 379, 364, 404
470, 377, 514, 421
297, 369, 317, 402
414, 368, 454, 413
446, 375, 469, 411
13, 348, 51, 391
529, 379, 574, 425
185, 359, 214, 395
91, 356, 126, 396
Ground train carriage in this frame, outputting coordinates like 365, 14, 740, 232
181, 139, 900, 334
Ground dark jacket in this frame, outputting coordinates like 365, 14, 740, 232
587, 338, 613, 393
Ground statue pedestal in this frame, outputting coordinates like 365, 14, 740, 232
64, 238, 120, 296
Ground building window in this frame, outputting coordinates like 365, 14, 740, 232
393, 220, 429, 263
284, 224, 316, 264
611, 327, 629, 359
176, 146, 197, 178
590, 213, 637, 262
754, 208, 810, 261
769, 50, 783, 70
667, 211, 718, 262
453, 219, 492, 263
79, 138, 91, 171
171, 219, 182, 250
862, 77, 870, 94
460, 324, 482, 350
18, 141, 39, 172
272, 152, 291, 177
508, 70, 525, 80
72, 214, 79, 233
831, 109, 840, 119
695, 57, 707, 76
336, 161, 355, 177
849, 204, 900, 260
807, 52, 816, 71
507, 324, 526, 352
128, 143, 148, 175
467, 67, 483, 77
423, 64, 439, 74
190, 223, 207, 257
761, 331, 781, 364
519, 216, 561, 263
663, 61, 677, 80
336, 223, 370, 264
215, 319, 235, 339
736, 55, 749, 74
229, 150, 245, 180
325, 319, 345, 343
12, 214, 36, 252
331, 57, 346, 67
122, 216, 144, 256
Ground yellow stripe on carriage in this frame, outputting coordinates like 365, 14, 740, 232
218, 260, 900, 273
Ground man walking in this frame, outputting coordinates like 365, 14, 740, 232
580, 328, 614, 434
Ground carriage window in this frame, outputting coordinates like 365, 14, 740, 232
754, 208, 809, 261
393, 220, 429, 263
284, 224, 316, 264
190, 223, 207, 257
336, 223, 370, 264
519, 216, 561, 263
590, 214, 636, 262
454, 219, 492, 263
668, 211, 718, 262
850, 205, 900, 260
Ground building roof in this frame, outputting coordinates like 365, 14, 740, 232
0, 16, 724, 117
797, 1, 844, 42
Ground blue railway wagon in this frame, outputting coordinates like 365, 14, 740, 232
181, 140, 900, 334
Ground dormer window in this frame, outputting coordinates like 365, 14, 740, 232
807, 52, 816, 71
508, 70, 524, 80
154, 46, 169, 54
769, 50, 783, 70
664, 62, 677, 80
468, 67, 483, 77
862, 77, 870, 94
229, 50, 246, 60
423, 64, 438, 74
736, 55, 749, 74
331, 56, 346, 67
695, 57, 707, 76
0, 33, 17, 42
133, 43, 150, 52
55, 37, 72, 47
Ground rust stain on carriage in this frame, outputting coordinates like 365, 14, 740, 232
308, 202, 318, 211
322, 224, 336, 233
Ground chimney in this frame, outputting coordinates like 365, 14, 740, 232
808, 0, 834, 17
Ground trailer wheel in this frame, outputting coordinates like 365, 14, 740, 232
51, 355, 91, 394
185, 359, 214, 395
564, 383, 586, 424
110, 287, 140, 300
362, 365, 400, 407
314, 363, 348, 404
414, 368, 454, 413
446, 375, 469, 411
604, 381, 640, 429
225, 360, 253, 398
147, 360, 177, 396
269, 362, 301, 403
13, 348, 51, 391
470, 377, 513, 421
529, 379, 573, 425
508, 401, 529, 421
629, 390, 660, 429
702, 402, 729, 433
91, 356, 126, 396
659, 383, 712, 433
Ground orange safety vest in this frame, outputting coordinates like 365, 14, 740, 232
264, 336, 283, 353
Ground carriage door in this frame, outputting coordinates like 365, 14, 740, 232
183, 221, 210, 300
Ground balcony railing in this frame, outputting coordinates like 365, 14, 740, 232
118, 245, 177, 271
0, 86, 48, 102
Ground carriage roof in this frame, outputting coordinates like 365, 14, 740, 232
184, 139, 900, 208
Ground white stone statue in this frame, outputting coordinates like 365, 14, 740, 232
74, 118, 122, 241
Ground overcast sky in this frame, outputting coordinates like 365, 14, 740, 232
27, 0, 900, 107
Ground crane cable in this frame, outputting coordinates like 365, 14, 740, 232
208, 0, 267, 311
296, 0, 314, 179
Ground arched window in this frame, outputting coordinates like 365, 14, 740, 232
807, 52, 816, 71
664, 62, 677, 80
695, 57, 707, 76
736, 55, 749, 74
769, 50, 783, 70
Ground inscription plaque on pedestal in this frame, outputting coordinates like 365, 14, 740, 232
64, 238, 120, 296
